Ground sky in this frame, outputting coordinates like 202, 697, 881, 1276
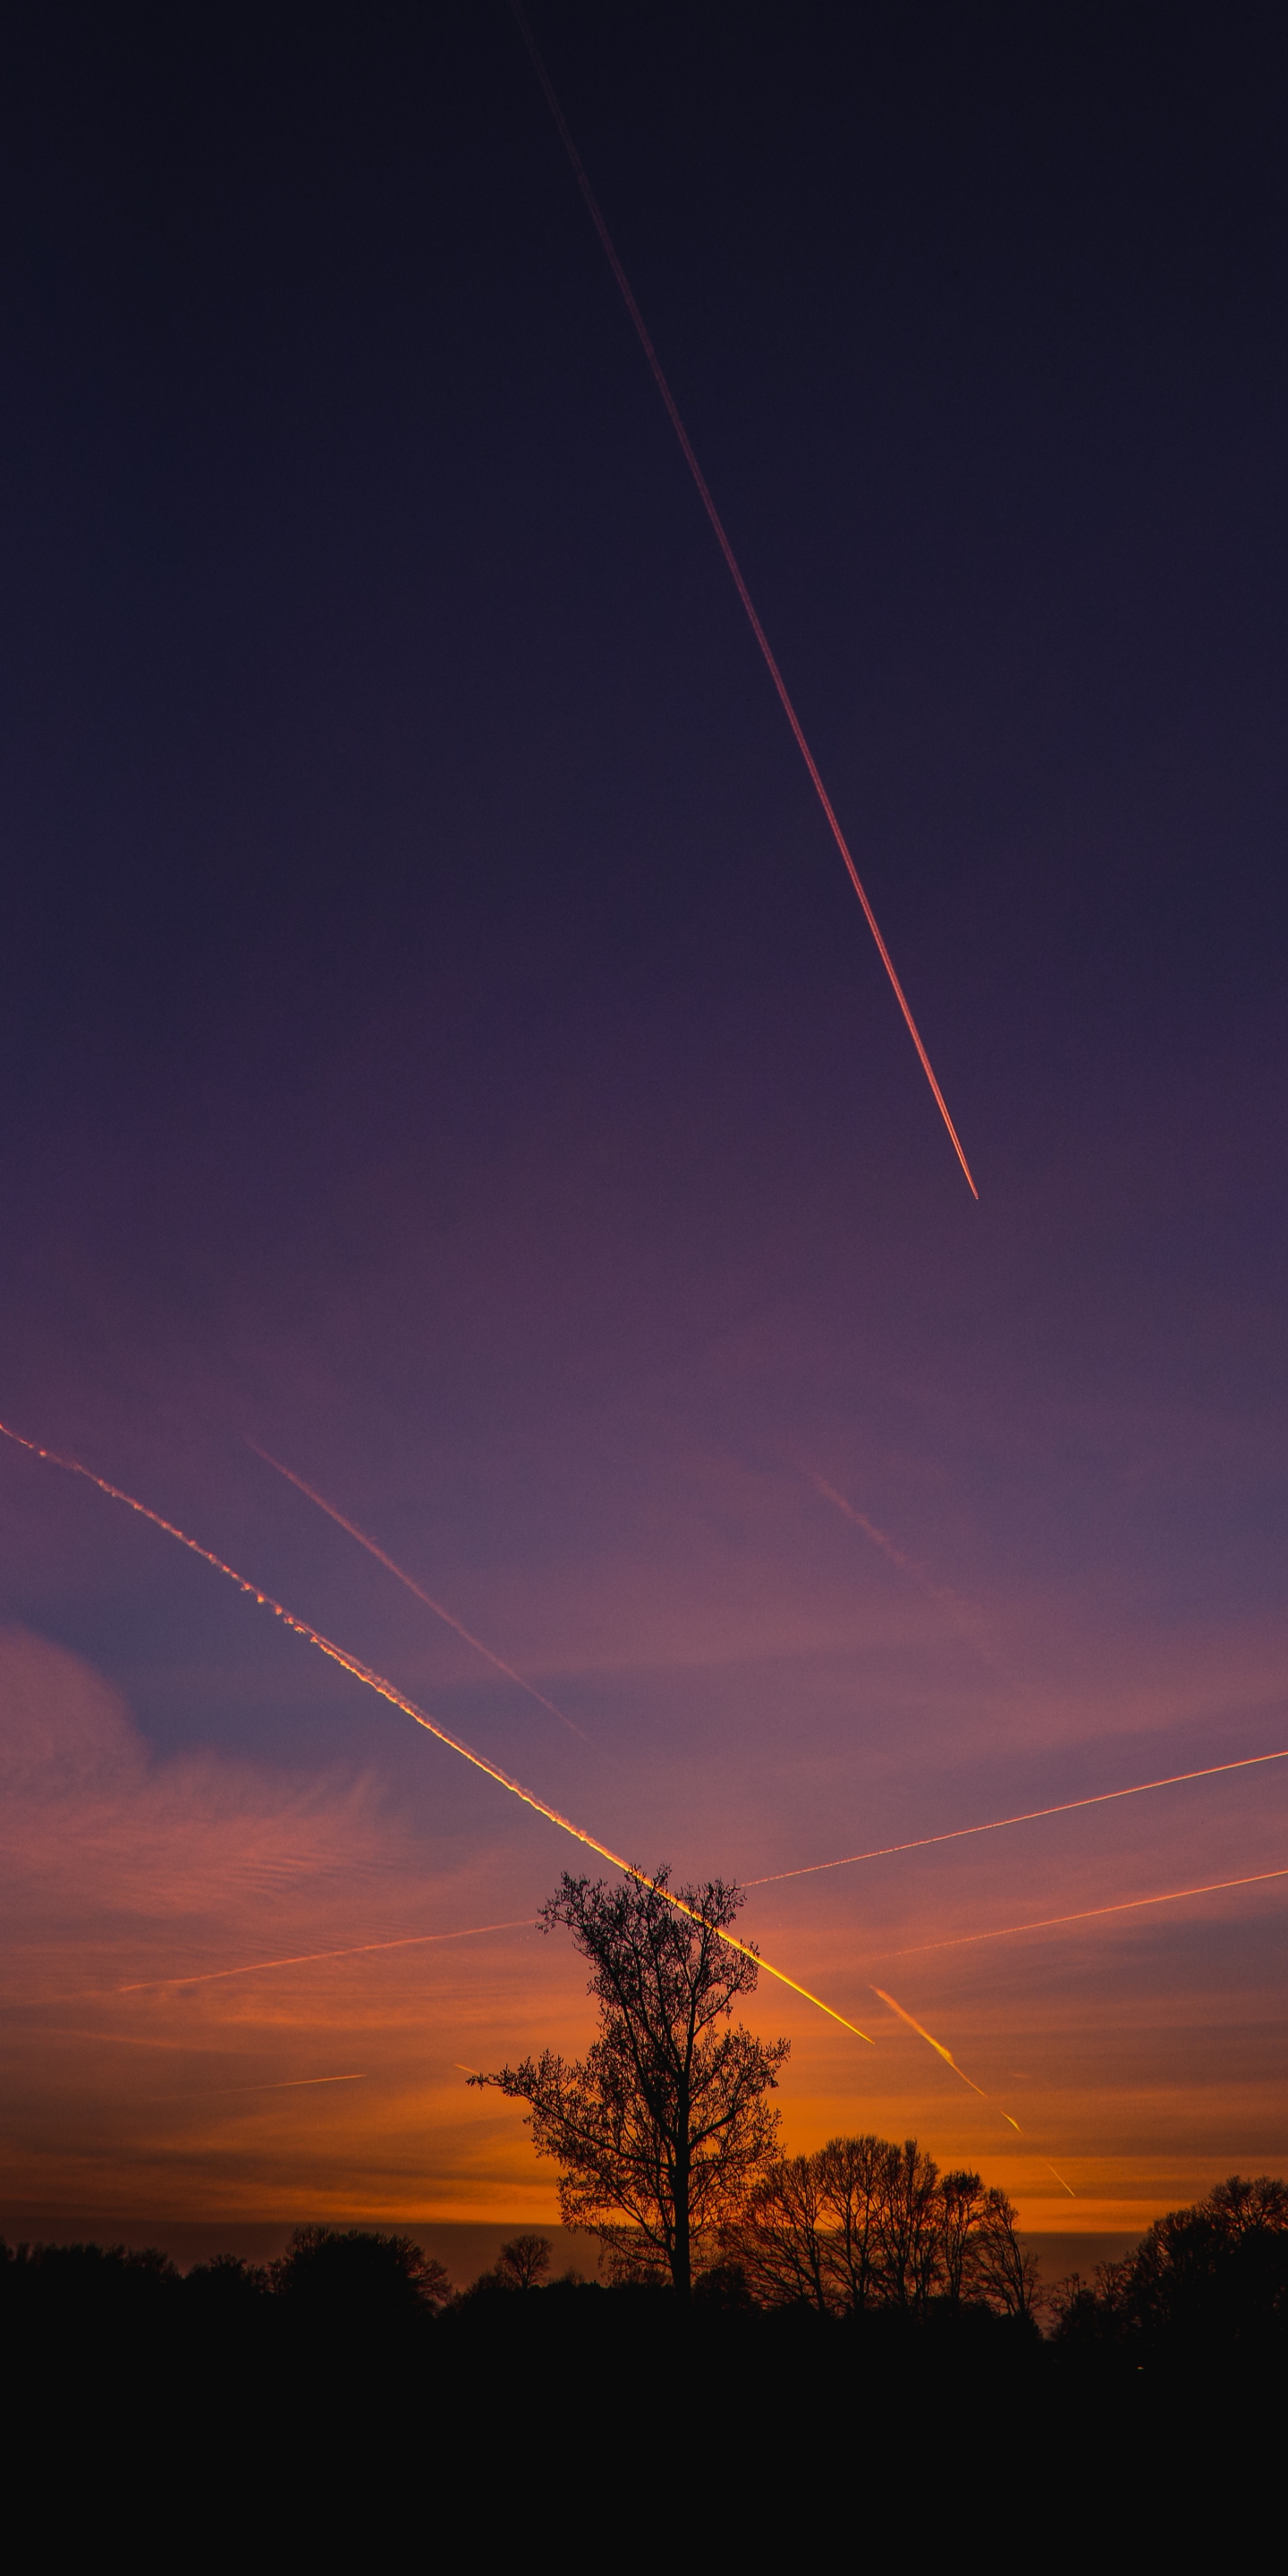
2, 0, 1286, 2255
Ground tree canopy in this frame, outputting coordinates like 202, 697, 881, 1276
470, 1868, 789, 2297
720, 2133, 1038, 2318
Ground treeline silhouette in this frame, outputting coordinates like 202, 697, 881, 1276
7, 2159, 1284, 2550
5, 2152, 1284, 2368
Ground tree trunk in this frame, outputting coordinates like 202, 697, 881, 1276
673, 2122, 692, 2301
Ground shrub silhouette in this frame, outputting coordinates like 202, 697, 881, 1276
269, 2227, 451, 2326
184, 2252, 270, 2312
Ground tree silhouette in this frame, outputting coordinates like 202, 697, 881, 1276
184, 2252, 269, 2313
496, 2233, 552, 2290
270, 2226, 451, 2324
724, 2132, 1036, 2319
973, 2188, 1041, 2320
721, 2149, 832, 2309
1123, 2174, 1288, 2352
811, 2133, 891, 2313
937, 2170, 987, 2302
470, 1868, 788, 2299
877, 2139, 943, 2310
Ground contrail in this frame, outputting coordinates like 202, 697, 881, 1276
1040, 2160, 1077, 2199
508, 2, 978, 1199
872, 1985, 1020, 2130
870, 1983, 1069, 2178
0, 1419, 871, 2046
748, 1749, 1288, 1886
146, 2072, 369, 2103
890, 1863, 1288, 1956
116, 1918, 538, 1994
248, 1442, 595, 1748
805, 1472, 927, 1581
266, 2071, 367, 2089
801, 1467, 987, 1641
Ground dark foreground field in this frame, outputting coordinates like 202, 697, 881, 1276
4, 2236, 1283, 2552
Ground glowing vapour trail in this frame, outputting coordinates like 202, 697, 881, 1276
1041, 2160, 1077, 2199
144, 2072, 369, 2103
116, 1918, 538, 1994
23, 1919, 540, 2009
891, 1863, 1288, 1957
872, 1985, 1021, 2130
869, 1984, 1072, 2179
0, 1419, 871, 2046
748, 1749, 1288, 1886
508, 2, 978, 1199
248, 1442, 594, 1747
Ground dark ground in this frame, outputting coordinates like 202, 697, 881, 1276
4, 2251, 1279, 2551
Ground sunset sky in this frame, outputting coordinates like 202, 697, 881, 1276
2, 2, 1286, 2260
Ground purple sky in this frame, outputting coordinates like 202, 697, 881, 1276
2, 0, 1285, 2243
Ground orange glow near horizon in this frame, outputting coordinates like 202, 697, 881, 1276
3, 1438, 1284, 2252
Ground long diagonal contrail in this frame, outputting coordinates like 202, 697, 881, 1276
0, 1419, 870, 2046
748, 1748, 1288, 1886
508, 2, 978, 1199
871, 1982, 1078, 2189
248, 1442, 594, 1747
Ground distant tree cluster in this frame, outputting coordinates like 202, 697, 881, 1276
715, 2134, 1038, 2318
0, 2225, 454, 2327
1050, 2174, 1288, 2359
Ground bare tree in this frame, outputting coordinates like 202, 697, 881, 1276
937, 2169, 987, 2303
470, 1868, 788, 2300
726, 2133, 896, 2315
815, 2133, 891, 2314
974, 2188, 1041, 2320
496, 2233, 551, 2291
722, 2152, 833, 2312
876, 2140, 943, 2310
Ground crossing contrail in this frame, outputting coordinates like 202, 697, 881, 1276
0, 1417, 871, 2046
747, 1748, 1288, 1885
509, 1, 978, 1198
248, 1442, 595, 1747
